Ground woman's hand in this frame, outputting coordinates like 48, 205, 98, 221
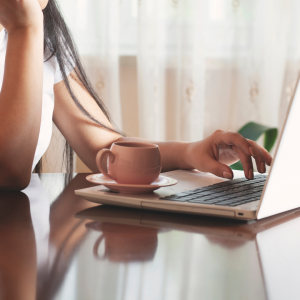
184, 130, 273, 180
0, 0, 43, 34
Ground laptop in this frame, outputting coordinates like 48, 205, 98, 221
75, 73, 300, 221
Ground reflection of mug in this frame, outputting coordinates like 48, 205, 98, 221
96, 142, 162, 184
87, 222, 158, 262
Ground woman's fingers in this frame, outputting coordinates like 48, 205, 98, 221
213, 130, 254, 156
246, 140, 266, 173
194, 130, 274, 180
201, 155, 234, 179
232, 145, 254, 179
257, 144, 273, 166
213, 130, 272, 174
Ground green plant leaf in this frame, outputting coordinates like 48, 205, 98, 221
230, 121, 278, 170
264, 128, 278, 152
230, 161, 243, 171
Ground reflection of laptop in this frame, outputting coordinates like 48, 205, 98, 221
76, 74, 300, 221
76, 205, 300, 242
76, 205, 300, 299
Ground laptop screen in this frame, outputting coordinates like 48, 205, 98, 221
257, 76, 300, 219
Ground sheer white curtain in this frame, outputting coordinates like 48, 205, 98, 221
45, 0, 300, 171
137, 0, 207, 141
58, 0, 123, 129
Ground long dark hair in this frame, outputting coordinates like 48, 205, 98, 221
34, 0, 119, 173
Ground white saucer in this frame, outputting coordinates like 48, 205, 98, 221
86, 174, 177, 194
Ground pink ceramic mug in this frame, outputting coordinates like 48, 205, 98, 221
96, 142, 162, 184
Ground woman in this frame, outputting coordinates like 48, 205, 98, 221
0, 0, 272, 191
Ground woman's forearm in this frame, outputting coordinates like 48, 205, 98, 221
0, 27, 44, 190
115, 131, 272, 179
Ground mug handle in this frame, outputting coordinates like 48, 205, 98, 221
96, 149, 116, 181
93, 234, 107, 260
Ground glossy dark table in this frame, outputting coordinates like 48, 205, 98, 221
1, 173, 300, 300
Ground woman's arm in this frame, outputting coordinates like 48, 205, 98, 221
0, 0, 44, 190
54, 73, 272, 180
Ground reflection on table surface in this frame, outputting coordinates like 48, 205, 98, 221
0, 173, 300, 300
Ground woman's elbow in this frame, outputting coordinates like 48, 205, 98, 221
0, 169, 31, 191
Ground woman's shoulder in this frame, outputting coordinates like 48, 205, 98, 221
44, 46, 75, 84
44, 47, 57, 67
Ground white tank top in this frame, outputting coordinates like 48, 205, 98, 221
0, 30, 72, 171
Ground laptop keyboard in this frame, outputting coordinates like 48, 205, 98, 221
159, 175, 267, 207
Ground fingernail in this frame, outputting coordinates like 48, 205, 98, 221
223, 172, 233, 179
249, 147, 256, 157
261, 162, 266, 173
248, 169, 254, 180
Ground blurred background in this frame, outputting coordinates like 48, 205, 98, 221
42, 0, 300, 172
